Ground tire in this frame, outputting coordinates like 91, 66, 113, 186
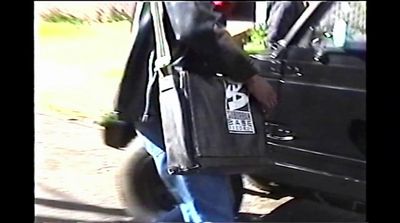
231, 174, 245, 213
117, 137, 244, 222
245, 175, 293, 199
117, 137, 175, 222
245, 175, 276, 191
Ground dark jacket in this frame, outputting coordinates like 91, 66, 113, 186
114, 2, 260, 145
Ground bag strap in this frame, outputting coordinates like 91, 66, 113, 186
141, 2, 174, 122
150, 2, 172, 76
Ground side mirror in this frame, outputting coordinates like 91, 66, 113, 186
332, 19, 347, 48
311, 29, 333, 64
312, 18, 348, 64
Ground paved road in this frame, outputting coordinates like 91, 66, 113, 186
35, 113, 365, 222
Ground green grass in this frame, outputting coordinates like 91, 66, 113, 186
35, 21, 133, 119
243, 42, 267, 55
36, 21, 131, 77
102, 68, 125, 78
38, 20, 132, 37
38, 22, 95, 39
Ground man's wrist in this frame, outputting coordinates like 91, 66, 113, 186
244, 74, 258, 86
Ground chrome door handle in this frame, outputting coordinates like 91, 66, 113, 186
266, 133, 295, 141
285, 66, 303, 77
265, 122, 295, 141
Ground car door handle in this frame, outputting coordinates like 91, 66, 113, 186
285, 66, 303, 77
265, 122, 295, 141
266, 132, 295, 141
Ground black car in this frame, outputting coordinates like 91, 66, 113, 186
114, 1, 366, 221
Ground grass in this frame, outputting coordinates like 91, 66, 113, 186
102, 68, 125, 78
34, 20, 267, 121
38, 22, 95, 39
36, 21, 132, 66
243, 42, 267, 55
35, 21, 133, 120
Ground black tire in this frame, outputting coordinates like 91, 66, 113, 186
117, 137, 175, 222
245, 175, 275, 191
245, 175, 292, 199
230, 175, 244, 213
117, 137, 244, 222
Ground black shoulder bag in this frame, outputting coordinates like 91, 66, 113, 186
151, 2, 270, 175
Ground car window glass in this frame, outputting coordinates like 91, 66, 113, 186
314, 1, 366, 48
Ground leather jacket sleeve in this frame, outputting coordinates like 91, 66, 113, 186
164, 2, 258, 83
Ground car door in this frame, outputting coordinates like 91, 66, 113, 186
266, 2, 366, 185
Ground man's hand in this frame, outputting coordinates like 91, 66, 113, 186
245, 75, 278, 112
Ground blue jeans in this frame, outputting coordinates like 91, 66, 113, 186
137, 131, 235, 223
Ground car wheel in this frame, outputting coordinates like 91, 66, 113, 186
117, 137, 244, 222
245, 175, 292, 199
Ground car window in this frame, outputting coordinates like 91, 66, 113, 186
314, 1, 366, 48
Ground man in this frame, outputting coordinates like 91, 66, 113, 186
115, 2, 277, 222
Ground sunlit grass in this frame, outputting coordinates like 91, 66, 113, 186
37, 21, 131, 39
102, 68, 125, 78
35, 21, 133, 119
38, 21, 95, 39
36, 21, 132, 69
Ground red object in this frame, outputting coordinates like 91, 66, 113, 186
213, 1, 224, 7
212, 1, 234, 16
